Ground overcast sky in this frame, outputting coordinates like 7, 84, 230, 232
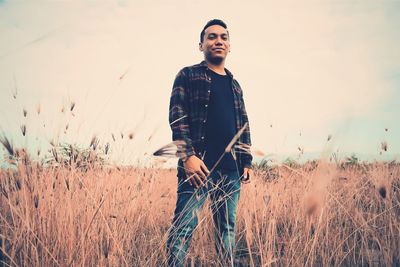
0, 0, 399, 165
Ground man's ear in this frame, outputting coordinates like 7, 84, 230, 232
199, 42, 203, 52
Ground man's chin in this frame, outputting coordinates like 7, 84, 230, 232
207, 56, 224, 65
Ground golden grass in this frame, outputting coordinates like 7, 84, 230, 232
0, 161, 399, 266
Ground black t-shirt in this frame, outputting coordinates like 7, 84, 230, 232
203, 70, 238, 171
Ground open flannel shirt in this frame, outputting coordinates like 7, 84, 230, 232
169, 60, 253, 175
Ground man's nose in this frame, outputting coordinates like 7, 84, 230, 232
215, 37, 224, 45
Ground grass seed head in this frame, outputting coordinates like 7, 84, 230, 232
153, 140, 186, 158
378, 186, 387, 198
0, 135, 15, 156
34, 194, 39, 208
20, 125, 26, 136
90, 136, 99, 150
105, 143, 110, 155
381, 141, 387, 152
253, 149, 265, 157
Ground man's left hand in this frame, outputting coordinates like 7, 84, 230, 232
241, 167, 253, 184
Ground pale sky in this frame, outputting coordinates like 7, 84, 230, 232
0, 0, 399, 166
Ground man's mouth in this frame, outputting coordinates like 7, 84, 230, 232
212, 48, 224, 51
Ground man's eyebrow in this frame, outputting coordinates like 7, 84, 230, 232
207, 32, 229, 37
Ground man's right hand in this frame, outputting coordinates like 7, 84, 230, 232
183, 155, 210, 188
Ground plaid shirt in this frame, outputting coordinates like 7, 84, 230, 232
169, 60, 253, 173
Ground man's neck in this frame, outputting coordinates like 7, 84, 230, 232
205, 59, 226, 75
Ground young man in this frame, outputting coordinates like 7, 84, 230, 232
166, 19, 253, 266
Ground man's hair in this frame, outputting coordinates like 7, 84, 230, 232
200, 19, 228, 43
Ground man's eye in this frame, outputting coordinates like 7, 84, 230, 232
208, 35, 216, 39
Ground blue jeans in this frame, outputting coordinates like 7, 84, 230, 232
166, 169, 241, 267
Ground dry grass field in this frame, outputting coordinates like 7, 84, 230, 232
1, 152, 399, 266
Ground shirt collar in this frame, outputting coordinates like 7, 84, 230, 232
199, 60, 234, 78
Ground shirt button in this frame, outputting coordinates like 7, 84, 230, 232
201, 136, 204, 140
205, 104, 208, 107
208, 90, 210, 93
208, 77, 211, 81
203, 119, 206, 123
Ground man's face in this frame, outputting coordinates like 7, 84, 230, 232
199, 25, 230, 64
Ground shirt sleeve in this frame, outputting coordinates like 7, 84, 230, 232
168, 68, 196, 161
239, 86, 253, 169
